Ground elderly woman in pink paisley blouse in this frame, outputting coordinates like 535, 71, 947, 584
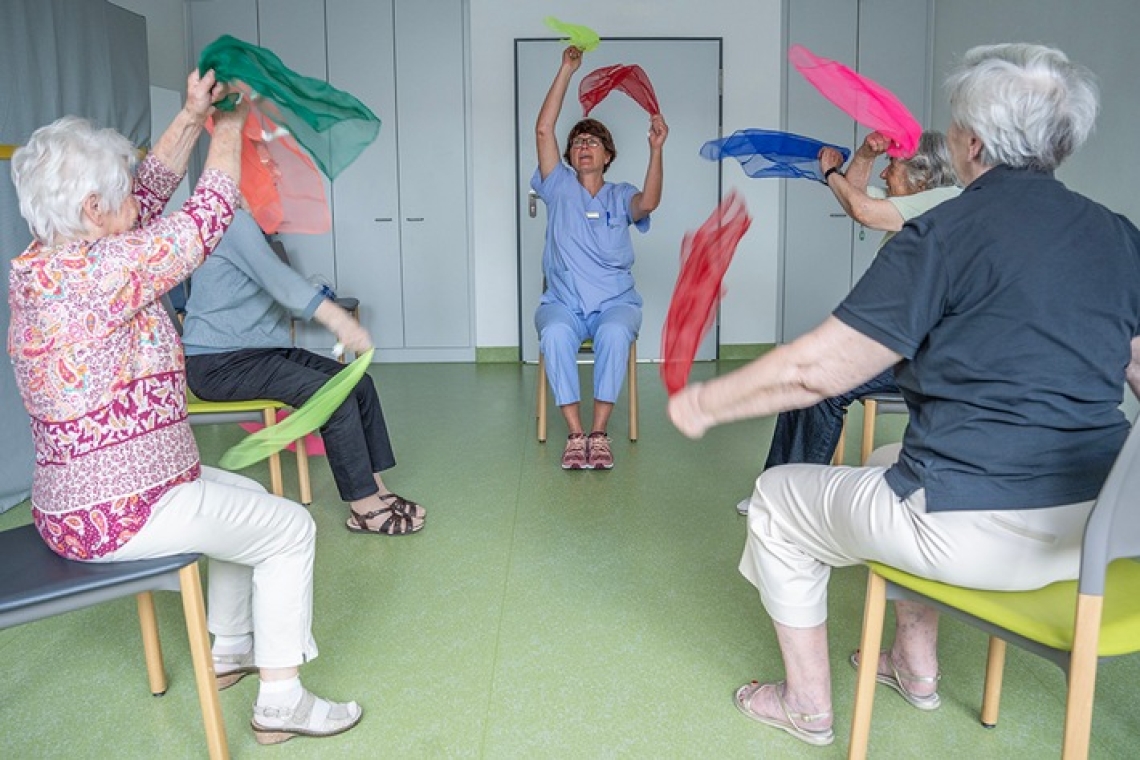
7, 70, 362, 745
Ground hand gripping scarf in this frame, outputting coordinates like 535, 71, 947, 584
544, 17, 600, 52
701, 129, 851, 184
199, 35, 381, 179
788, 44, 921, 158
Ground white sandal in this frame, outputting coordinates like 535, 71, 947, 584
251, 688, 363, 745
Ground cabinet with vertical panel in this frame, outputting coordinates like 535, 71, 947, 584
188, 0, 472, 360
780, 0, 932, 342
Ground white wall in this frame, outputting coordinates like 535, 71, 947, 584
930, 0, 1140, 224
99, 0, 1140, 355
110, 0, 188, 90
469, 0, 785, 350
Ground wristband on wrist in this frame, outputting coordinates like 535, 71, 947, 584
824, 166, 844, 182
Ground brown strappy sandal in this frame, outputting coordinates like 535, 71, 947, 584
346, 500, 424, 536
377, 492, 426, 520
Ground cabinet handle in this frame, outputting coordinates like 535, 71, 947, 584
828, 213, 846, 218
374, 217, 393, 222
406, 217, 425, 222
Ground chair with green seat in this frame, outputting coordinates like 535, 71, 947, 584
185, 391, 311, 505
161, 294, 312, 504
848, 421, 1140, 759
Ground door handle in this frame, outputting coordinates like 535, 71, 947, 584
528, 190, 538, 218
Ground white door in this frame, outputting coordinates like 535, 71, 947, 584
516, 38, 722, 363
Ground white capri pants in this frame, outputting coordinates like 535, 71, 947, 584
100, 466, 319, 669
741, 444, 1095, 629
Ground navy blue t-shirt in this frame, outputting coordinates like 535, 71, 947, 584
835, 165, 1140, 512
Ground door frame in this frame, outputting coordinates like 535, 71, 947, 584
514, 36, 724, 363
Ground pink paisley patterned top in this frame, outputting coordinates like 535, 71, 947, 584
7, 156, 238, 560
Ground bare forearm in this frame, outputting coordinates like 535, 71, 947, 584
697, 347, 825, 426
152, 108, 208, 176
843, 149, 876, 191
314, 298, 353, 334
639, 148, 664, 212
202, 120, 243, 185
669, 317, 902, 438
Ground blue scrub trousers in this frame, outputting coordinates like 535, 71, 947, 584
536, 301, 641, 407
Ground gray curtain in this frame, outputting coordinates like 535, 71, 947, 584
1, 0, 150, 511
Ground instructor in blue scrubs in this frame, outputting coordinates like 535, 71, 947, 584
533, 45, 668, 470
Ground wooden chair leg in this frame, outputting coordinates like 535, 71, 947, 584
1062, 594, 1103, 759
861, 399, 878, 465
980, 636, 1006, 727
296, 435, 312, 505
537, 352, 548, 442
833, 417, 847, 465
849, 570, 888, 760
263, 408, 284, 497
179, 563, 230, 760
136, 591, 168, 696
628, 342, 638, 442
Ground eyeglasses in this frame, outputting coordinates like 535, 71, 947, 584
570, 136, 604, 149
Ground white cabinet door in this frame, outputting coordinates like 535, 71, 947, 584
781, 0, 859, 344
188, 0, 257, 53
850, 0, 932, 282
781, 0, 931, 342
190, 0, 472, 360
258, 0, 338, 352
393, 0, 471, 349
516, 39, 722, 363
327, 0, 404, 350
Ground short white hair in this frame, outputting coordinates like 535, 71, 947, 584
10, 116, 137, 244
945, 43, 1099, 171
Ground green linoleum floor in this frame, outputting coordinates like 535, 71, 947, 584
1, 361, 1136, 758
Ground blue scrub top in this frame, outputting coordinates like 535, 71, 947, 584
532, 163, 651, 316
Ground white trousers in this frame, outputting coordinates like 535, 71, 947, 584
101, 466, 319, 668
740, 446, 1094, 628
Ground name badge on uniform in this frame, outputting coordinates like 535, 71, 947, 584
585, 211, 601, 220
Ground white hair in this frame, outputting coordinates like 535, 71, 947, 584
10, 116, 137, 244
945, 43, 1099, 171
901, 131, 959, 190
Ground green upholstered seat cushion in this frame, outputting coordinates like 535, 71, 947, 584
868, 559, 1140, 656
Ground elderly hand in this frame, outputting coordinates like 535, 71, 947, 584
818, 146, 845, 174
668, 382, 716, 440
210, 82, 251, 132
648, 114, 669, 150
184, 69, 225, 124
857, 131, 891, 159
334, 316, 374, 356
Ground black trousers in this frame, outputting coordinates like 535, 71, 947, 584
186, 348, 396, 502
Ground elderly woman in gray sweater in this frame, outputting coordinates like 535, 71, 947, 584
182, 209, 426, 536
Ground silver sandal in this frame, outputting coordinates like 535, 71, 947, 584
734, 680, 835, 746
850, 650, 942, 710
